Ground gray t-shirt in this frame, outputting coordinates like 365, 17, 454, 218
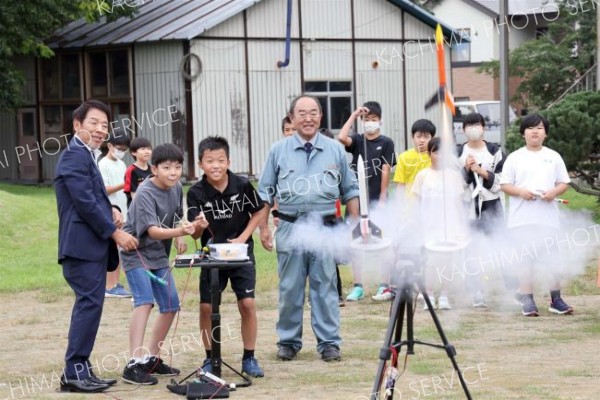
120, 178, 184, 271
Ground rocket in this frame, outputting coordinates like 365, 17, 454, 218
352, 154, 382, 240
424, 24, 455, 116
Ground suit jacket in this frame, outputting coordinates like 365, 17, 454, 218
55, 137, 119, 271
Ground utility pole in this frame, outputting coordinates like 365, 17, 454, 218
597, 5, 599, 90
499, 0, 509, 149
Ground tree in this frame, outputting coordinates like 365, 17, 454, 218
0, 0, 137, 110
505, 91, 600, 195
477, 0, 597, 110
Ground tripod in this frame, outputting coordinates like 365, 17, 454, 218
370, 260, 472, 400
174, 258, 252, 388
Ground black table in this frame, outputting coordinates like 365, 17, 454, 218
175, 256, 253, 380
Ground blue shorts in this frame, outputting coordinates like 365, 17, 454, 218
126, 267, 180, 313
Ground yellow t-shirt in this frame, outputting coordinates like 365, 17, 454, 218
393, 148, 431, 192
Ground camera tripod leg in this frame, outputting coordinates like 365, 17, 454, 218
416, 279, 473, 400
370, 286, 411, 400
371, 281, 472, 400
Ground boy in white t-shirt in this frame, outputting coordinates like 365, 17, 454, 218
98, 128, 132, 298
412, 137, 470, 310
500, 114, 572, 317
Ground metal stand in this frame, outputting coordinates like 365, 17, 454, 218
175, 257, 253, 388
370, 261, 472, 400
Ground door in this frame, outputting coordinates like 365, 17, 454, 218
17, 108, 39, 180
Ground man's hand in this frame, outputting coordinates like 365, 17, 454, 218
352, 106, 369, 118
227, 237, 247, 244
112, 230, 138, 251
180, 221, 196, 235
465, 154, 477, 172
112, 208, 124, 229
518, 187, 537, 201
175, 237, 187, 254
194, 212, 209, 230
260, 226, 273, 252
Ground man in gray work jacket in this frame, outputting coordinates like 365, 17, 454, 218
258, 95, 359, 363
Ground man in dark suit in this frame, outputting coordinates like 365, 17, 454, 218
55, 100, 138, 393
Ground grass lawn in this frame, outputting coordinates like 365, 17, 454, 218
0, 182, 284, 297
0, 183, 598, 296
2, 183, 600, 399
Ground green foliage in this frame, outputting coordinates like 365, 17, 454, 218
477, 0, 597, 109
0, 0, 137, 111
507, 92, 600, 194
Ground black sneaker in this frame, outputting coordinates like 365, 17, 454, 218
320, 345, 341, 362
142, 356, 180, 376
549, 297, 573, 315
521, 299, 539, 317
276, 346, 297, 361
122, 363, 158, 385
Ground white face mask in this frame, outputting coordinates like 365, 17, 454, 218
465, 126, 484, 141
364, 121, 380, 134
112, 149, 126, 160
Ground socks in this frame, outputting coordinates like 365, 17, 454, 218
550, 290, 561, 301
354, 283, 363, 288
205, 350, 212, 359
522, 293, 534, 303
243, 349, 255, 361
128, 357, 143, 366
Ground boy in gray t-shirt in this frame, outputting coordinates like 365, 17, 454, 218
120, 143, 199, 385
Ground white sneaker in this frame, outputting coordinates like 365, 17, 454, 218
372, 287, 394, 301
472, 291, 487, 308
437, 296, 452, 310
423, 296, 435, 310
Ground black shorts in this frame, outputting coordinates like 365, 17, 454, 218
199, 260, 256, 303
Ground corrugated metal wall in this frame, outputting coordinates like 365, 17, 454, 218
190, 39, 250, 174
302, 0, 352, 39
133, 42, 187, 162
0, 56, 38, 181
246, 0, 300, 38
354, 42, 405, 151
191, 0, 450, 174
0, 112, 18, 181
354, 0, 404, 39
247, 41, 301, 175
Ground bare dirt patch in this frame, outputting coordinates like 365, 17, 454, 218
1, 290, 599, 400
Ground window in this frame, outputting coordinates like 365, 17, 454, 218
40, 53, 82, 100
87, 49, 131, 99
38, 48, 133, 145
39, 53, 82, 144
86, 49, 132, 129
303, 81, 352, 131
451, 28, 470, 64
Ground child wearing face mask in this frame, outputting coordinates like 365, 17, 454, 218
338, 101, 396, 302
457, 112, 508, 308
98, 127, 133, 298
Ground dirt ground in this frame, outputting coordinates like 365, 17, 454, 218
1, 288, 600, 400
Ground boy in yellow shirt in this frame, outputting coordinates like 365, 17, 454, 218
394, 119, 436, 196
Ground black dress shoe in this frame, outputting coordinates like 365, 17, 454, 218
60, 378, 109, 393
276, 345, 297, 361
89, 371, 117, 386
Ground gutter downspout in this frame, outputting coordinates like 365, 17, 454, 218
277, 0, 293, 68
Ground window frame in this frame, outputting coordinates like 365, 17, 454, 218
303, 80, 353, 132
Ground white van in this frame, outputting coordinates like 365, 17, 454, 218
453, 101, 516, 145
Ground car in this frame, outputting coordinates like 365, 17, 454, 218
453, 101, 517, 145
